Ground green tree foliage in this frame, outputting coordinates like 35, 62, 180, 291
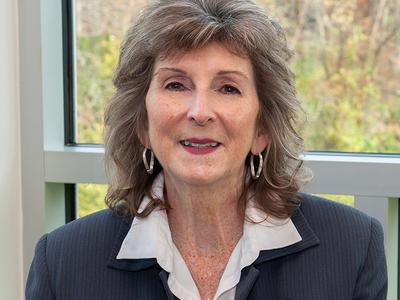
318, 194, 354, 207
76, 35, 119, 143
78, 184, 108, 217
75, 0, 399, 215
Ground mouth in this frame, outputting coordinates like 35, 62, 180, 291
179, 138, 221, 154
179, 140, 220, 148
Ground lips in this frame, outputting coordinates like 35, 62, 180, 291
179, 138, 220, 148
179, 138, 221, 155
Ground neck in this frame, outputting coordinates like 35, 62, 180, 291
165, 173, 246, 253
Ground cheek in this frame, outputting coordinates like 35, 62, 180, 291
228, 109, 258, 137
146, 92, 166, 127
146, 100, 181, 144
147, 110, 166, 143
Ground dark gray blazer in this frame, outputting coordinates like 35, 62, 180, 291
26, 194, 387, 299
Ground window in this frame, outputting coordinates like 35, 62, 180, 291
265, 0, 400, 153
74, 0, 147, 144
73, 0, 400, 153
70, 0, 399, 219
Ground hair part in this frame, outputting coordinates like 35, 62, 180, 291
104, 0, 311, 220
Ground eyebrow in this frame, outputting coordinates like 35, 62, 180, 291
154, 67, 249, 80
217, 70, 248, 80
154, 67, 187, 76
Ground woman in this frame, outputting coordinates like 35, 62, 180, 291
26, 0, 387, 299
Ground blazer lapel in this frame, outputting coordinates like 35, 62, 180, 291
159, 270, 178, 300
235, 206, 320, 299
235, 266, 260, 300
253, 207, 320, 265
106, 214, 159, 271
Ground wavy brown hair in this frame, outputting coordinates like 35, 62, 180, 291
104, 0, 310, 219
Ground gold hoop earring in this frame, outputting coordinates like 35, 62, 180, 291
250, 153, 263, 179
142, 148, 154, 174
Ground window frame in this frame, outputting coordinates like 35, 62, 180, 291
62, 0, 76, 145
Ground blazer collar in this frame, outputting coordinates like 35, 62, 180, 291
107, 214, 159, 271
253, 206, 320, 265
106, 202, 320, 272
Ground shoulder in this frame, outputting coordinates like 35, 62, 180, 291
297, 193, 383, 248
27, 209, 132, 295
48, 209, 126, 240
299, 193, 373, 224
43, 209, 131, 261
294, 194, 387, 297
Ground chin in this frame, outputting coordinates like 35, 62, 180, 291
184, 176, 218, 186
174, 168, 224, 187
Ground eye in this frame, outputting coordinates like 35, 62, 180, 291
165, 81, 186, 92
220, 84, 241, 95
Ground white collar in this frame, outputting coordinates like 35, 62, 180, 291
117, 173, 302, 299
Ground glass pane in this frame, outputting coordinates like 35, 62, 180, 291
78, 184, 107, 217
261, 0, 400, 153
75, 0, 399, 152
75, 1, 147, 144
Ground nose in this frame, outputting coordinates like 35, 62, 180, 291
187, 92, 216, 126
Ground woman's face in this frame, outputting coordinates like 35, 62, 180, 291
144, 42, 268, 187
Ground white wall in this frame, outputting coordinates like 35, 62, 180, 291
0, 0, 23, 299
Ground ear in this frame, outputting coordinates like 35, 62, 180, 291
250, 129, 268, 155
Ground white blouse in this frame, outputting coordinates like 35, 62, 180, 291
117, 173, 302, 300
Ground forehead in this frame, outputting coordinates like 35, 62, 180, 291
154, 42, 254, 76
